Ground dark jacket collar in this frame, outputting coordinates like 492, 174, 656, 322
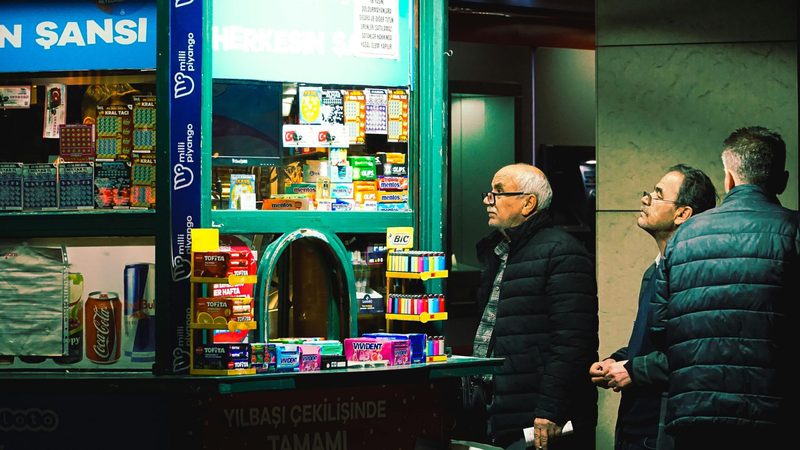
723, 184, 781, 206
477, 210, 554, 256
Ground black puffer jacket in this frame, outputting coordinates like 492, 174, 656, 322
652, 184, 800, 432
476, 211, 599, 446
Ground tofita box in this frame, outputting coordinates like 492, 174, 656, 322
193, 252, 253, 278
193, 343, 251, 370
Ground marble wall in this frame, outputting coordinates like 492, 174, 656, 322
595, 1, 797, 449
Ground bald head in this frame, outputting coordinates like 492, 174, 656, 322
497, 163, 553, 212
484, 163, 553, 232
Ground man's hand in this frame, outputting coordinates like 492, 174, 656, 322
604, 360, 632, 392
589, 358, 615, 388
533, 417, 562, 450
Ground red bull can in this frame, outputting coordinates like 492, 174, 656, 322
124, 263, 156, 360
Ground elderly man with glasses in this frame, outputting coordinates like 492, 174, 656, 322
590, 164, 717, 450
465, 163, 599, 450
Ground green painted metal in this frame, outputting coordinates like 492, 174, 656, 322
0, 211, 157, 238
418, 0, 448, 295
253, 228, 358, 342
200, 0, 213, 227
154, 0, 174, 375
210, 210, 413, 234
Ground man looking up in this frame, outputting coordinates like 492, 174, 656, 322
590, 164, 716, 450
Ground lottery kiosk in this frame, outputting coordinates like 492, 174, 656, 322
0, 1, 500, 449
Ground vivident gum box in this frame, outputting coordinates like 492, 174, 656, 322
299, 344, 322, 372
329, 164, 353, 183
364, 333, 426, 364
274, 343, 301, 372
331, 183, 354, 199
344, 338, 410, 367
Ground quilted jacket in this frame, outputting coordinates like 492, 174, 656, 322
476, 211, 599, 446
652, 184, 799, 431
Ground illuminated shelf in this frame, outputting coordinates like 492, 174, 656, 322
190, 321, 257, 331
190, 368, 256, 376
385, 312, 448, 323
190, 274, 258, 285
385, 270, 448, 281
210, 210, 413, 234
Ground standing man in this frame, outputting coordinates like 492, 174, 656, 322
652, 126, 799, 449
589, 165, 717, 450
473, 163, 598, 449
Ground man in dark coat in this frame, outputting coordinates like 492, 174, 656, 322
652, 126, 799, 449
590, 165, 717, 450
473, 163, 598, 449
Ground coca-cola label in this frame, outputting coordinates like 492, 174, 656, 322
90, 302, 118, 363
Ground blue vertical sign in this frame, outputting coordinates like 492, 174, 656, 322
168, 0, 202, 374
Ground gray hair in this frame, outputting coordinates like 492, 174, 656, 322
515, 164, 553, 211
721, 126, 786, 190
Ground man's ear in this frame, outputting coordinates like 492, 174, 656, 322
724, 169, 736, 193
523, 194, 538, 216
674, 205, 693, 226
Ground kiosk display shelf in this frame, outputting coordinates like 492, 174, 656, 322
188, 229, 258, 376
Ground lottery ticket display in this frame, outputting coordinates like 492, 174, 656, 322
387, 89, 409, 143
22, 163, 58, 210
0, 163, 24, 211
1, 88, 157, 213
58, 162, 95, 210
133, 95, 157, 154
344, 90, 367, 145
365, 89, 388, 135
59, 124, 96, 161
95, 161, 131, 209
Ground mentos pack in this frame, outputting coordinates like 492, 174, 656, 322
343, 337, 410, 367
364, 333, 426, 364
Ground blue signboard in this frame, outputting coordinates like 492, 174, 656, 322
212, 0, 413, 86
0, 0, 156, 73
168, 0, 203, 374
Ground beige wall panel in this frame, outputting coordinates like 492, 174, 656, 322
597, 42, 797, 211
597, 0, 796, 46
595, 211, 660, 448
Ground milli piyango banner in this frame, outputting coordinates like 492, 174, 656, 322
168, 0, 202, 374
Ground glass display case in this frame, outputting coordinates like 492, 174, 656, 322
210, 80, 410, 214
205, 0, 419, 236
0, 0, 162, 372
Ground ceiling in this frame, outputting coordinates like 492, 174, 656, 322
449, 0, 595, 49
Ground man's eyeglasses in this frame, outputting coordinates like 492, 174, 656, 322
482, 191, 532, 206
642, 191, 678, 205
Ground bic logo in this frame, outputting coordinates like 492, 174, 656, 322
386, 227, 414, 249
391, 235, 410, 244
